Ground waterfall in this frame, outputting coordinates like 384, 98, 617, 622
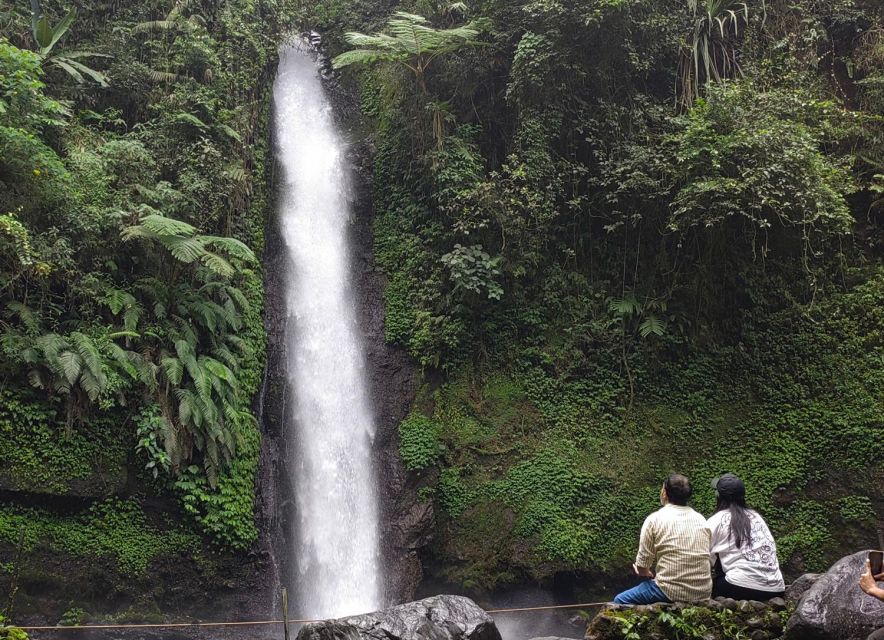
273, 41, 382, 620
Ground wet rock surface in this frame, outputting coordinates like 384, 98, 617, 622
296, 595, 502, 640
784, 572, 821, 606
784, 550, 884, 640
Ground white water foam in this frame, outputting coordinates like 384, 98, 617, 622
273, 41, 381, 620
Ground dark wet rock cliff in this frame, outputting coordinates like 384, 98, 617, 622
260, 43, 428, 609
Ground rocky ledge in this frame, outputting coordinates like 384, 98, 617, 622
585, 550, 884, 640
585, 597, 789, 640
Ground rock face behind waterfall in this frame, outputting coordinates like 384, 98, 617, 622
262, 43, 425, 607
785, 550, 884, 640
296, 596, 502, 640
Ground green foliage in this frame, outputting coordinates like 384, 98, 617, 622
399, 411, 442, 470
135, 406, 171, 480
58, 608, 86, 627
666, 81, 855, 242
440, 244, 503, 300
332, 11, 487, 81
679, 0, 758, 107
0, 389, 127, 494
28, 0, 109, 86
0, 42, 68, 129
437, 467, 475, 518
416, 269, 882, 588
122, 213, 256, 279
0, 499, 200, 576
173, 418, 260, 550
0, 0, 288, 549
599, 604, 792, 640
357, 0, 880, 589
0, 615, 28, 640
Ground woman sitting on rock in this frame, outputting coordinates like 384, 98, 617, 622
707, 473, 785, 600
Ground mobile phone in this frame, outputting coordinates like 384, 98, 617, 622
871, 550, 884, 576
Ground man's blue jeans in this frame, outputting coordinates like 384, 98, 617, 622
613, 578, 672, 605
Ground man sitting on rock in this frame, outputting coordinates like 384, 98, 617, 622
613, 473, 712, 605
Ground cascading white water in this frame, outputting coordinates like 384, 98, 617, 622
273, 41, 381, 620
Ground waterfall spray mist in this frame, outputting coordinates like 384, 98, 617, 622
273, 41, 381, 620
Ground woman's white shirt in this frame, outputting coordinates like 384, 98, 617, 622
707, 509, 785, 592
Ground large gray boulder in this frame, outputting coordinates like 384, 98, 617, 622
785, 572, 822, 606
296, 595, 502, 640
785, 551, 884, 640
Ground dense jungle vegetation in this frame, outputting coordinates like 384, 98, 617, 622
318, 0, 884, 591
0, 0, 882, 624
0, 0, 302, 610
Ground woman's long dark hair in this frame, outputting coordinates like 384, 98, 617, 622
716, 494, 753, 548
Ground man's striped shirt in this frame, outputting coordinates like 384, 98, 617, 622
635, 504, 712, 602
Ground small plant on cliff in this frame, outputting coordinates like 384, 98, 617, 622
399, 411, 442, 470
28, 0, 109, 86
0, 615, 28, 640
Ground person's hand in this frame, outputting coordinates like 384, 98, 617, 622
633, 564, 654, 578
860, 560, 884, 601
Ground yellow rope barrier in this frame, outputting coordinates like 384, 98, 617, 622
487, 601, 609, 613
13, 601, 612, 632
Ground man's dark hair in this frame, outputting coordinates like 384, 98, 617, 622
664, 473, 692, 505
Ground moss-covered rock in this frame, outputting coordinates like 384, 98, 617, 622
0, 390, 128, 498
585, 599, 790, 640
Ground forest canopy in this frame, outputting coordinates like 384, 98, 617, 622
0, 0, 882, 601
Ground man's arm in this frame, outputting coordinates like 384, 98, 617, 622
634, 515, 656, 576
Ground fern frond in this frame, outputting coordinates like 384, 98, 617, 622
173, 112, 209, 130
163, 236, 205, 263
147, 69, 183, 83
138, 214, 197, 237
161, 356, 184, 385
57, 350, 83, 385
133, 19, 178, 34
71, 332, 105, 383
80, 370, 103, 401
332, 48, 401, 69
5, 302, 42, 334
107, 342, 137, 378
639, 315, 667, 338
199, 251, 234, 277
27, 369, 44, 389
199, 236, 256, 262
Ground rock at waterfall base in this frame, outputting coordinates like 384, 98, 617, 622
784, 573, 821, 606
785, 550, 884, 640
296, 595, 502, 640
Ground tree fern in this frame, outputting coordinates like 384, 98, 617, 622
332, 11, 487, 90
123, 213, 255, 277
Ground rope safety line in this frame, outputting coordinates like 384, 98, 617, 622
13, 602, 612, 631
